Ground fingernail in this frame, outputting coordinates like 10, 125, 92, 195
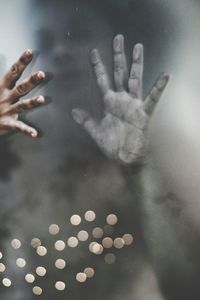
72, 109, 81, 124
162, 73, 170, 81
133, 44, 142, 61
72, 109, 84, 125
37, 71, 45, 80
157, 75, 169, 89
31, 131, 37, 138
23, 49, 33, 63
114, 34, 124, 52
36, 96, 45, 103
91, 49, 100, 64
25, 49, 32, 58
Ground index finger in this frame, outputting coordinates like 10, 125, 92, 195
143, 73, 170, 115
91, 49, 110, 96
128, 44, 144, 99
1, 49, 33, 89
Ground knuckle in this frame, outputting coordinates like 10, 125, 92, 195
16, 83, 28, 95
18, 100, 27, 110
30, 74, 39, 84
10, 63, 20, 76
114, 64, 123, 73
31, 98, 38, 105
31, 72, 44, 84
6, 118, 14, 128
129, 72, 137, 79
129, 78, 139, 89
27, 99, 36, 108
16, 99, 36, 113
15, 106, 23, 113
20, 56, 29, 65
16, 122, 25, 132
114, 48, 123, 55
95, 67, 105, 79
114, 54, 122, 64
133, 58, 141, 64
149, 88, 158, 102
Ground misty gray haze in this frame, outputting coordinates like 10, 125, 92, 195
0, 1, 200, 299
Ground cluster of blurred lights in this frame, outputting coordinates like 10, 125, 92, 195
0, 210, 133, 294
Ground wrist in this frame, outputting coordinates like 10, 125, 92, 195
120, 157, 147, 174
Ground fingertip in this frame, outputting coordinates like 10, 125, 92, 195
30, 130, 37, 138
36, 95, 45, 104
135, 43, 143, 49
133, 43, 143, 61
22, 49, 33, 63
113, 34, 124, 51
72, 108, 88, 125
90, 49, 100, 64
114, 34, 124, 44
115, 34, 124, 40
160, 72, 171, 81
25, 49, 33, 57
157, 73, 171, 89
72, 108, 81, 124
37, 71, 45, 80
91, 48, 98, 55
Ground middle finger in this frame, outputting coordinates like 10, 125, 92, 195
113, 34, 128, 92
8, 71, 45, 102
1, 50, 33, 89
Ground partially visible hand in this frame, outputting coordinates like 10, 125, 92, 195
72, 35, 169, 165
0, 50, 45, 137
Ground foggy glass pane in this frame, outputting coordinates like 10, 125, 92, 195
0, 1, 200, 299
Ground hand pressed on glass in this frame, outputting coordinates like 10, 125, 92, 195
72, 34, 169, 165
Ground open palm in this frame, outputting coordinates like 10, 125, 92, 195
72, 35, 169, 164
